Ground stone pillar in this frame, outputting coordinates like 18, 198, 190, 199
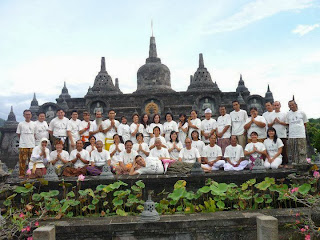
33, 225, 56, 240
257, 215, 278, 240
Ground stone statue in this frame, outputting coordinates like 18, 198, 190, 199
202, 98, 212, 113
94, 102, 103, 114
250, 99, 262, 113
46, 106, 55, 118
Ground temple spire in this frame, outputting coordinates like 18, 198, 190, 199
265, 84, 274, 103
31, 92, 39, 107
6, 106, 17, 122
149, 37, 157, 58
151, 20, 154, 37
267, 84, 270, 92
199, 53, 204, 68
101, 57, 106, 72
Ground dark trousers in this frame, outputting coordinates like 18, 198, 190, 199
281, 138, 288, 165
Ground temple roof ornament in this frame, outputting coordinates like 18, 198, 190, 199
58, 81, 71, 99
236, 74, 249, 94
265, 84, 274, 103
187, 53, 220, 92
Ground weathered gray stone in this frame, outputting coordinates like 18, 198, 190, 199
252, 158, 266, 172
44, 163, 59, 181
99, 164, 114, 179
256, 215, 278, 240
33, 225, 56, 240
139, 192, 160, 222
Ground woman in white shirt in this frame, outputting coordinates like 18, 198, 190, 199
85, 136, 96, 156
140, 114, 150, 145
109, 134, 125, 171
28, 138, 50, 179
118, 116, 130, 144
244, 131, 266, 168
149, 114, 163, 138
149, 126, 167, 150
264, 127, 284, 169
166, 131, 183, 161
130, 114, 144, 144
133, 133, 150, 159
191, 130, 205, 158
163, 113, 178, 142
178, 113, 188, 146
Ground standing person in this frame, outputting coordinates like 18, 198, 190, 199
191, 130, 205, 157
166, 131, 183, 161
117, 140, 138, 174
87, 140, 111, 176
149, 126, 167, 149
216, 106, 231, 155
201, 135, 225, 172
63, 140, 90, 177
103, 109, 120, 151
188, 110, 201, 138
267, 101, 288, 166
163, 113, 178, 142
224, 136, 248, 171
201, 108, 216, 144
149, 114, 163, 138
230, 100, 248, 149
48, 108, 69, 151
262, 101, 274, 126
178, 137, 201, 163
34, 112, 49, 146
264, 127, 284, 169
130, 113, 144, 144
133, 133, 150, 159
16, 110, 36, 178
140, 114, 151, 145
49, 140, 70, 176
178, 113, 188, 145
244, 132, 266, 168
109, 134, 125, 171
244, 107, 267, 142
118, 116, 130, 144
89, 111, 106, 148
286, 100, 308, 164
28, 138, 50, 179
67, 110, 81, 152
79, 111, 91, 148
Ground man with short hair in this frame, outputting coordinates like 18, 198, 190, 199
244, 107, 267, 142
16, 110, 36, 178
63, 140, 90, 176
230, 100, 248, 149
201, 108, 217, 144
286, 100, 308, 164
224, 136, 248, 171
34, 112, 49, 146
216, 106, 231, 154
87, 140, 111, 176
67, 110, 81, 152
79, 111, 91, 148
201, 135, 225, 172
267, 101, 288, 165
262, 101, 274, 125
89, 111, 106, 147
117, 140, 138, 174
103, 109, 120, 151
48, 108, 69, 151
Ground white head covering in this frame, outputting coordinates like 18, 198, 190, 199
204, 108, 212, 114
39, 137, 49, 146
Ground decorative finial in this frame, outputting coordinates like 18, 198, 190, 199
267, 84, 270, 92
33, 93, 36, 100
151, 20, 153, 37
199, 53, 204, 68
64, 81, 66, 88
293, 95, 295, 101
240, 74, 243, 81
101, 57, 106, 72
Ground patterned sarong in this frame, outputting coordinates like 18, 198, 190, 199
19, 148, 33, 177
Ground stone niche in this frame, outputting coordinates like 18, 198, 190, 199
198, 97, 216, 116
247, 95, 264, 115
89, 101, 108, 115
39, 103, 59, 122
143, 99, 163, 116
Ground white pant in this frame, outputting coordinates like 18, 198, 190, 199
202, 160, 225, 171
264, 157, 282, 169
224, 160, 249, 171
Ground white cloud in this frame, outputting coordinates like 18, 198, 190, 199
292, 23, 320, 36
202, 0, 315, 34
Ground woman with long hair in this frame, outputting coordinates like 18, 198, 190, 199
264, 127, 284, 169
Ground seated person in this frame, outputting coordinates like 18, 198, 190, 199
166, 131, 183, 161
63, 140, 90, 176
244, 132, 267, 168
28, 138, 50, 179
149, 138, 170, 159
129, 155, 164, 175
201, 135, 225, 172
87, 140, 111, 176
178, 137, 201, 163
109, 134, 125, 171
224, 136, 248, 171
244, 107, 267, 143
86, 135, 96, 156
116, 140, 138, 174
264, 127, 284, 169
49, 140, 70, 176
149, 126, 167, 150
132, 133, 150, 159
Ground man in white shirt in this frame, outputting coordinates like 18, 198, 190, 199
244, 107, 267, 142
286, 100, 308, 164
48, 108, 69, 151
63, 140, 90, 176
117, 140, 138, 174
267, 101, 288, 165
224, 136, 248, 171
79, 111, 91, 149
216, 106, 231, 154
262, 101, 274, 125
16, 109, 36, 178
87, 140, 111, 176
67, 110, 81, 152
89, 111, 106, 148
201, 108, 217, 144
201, 135, 225, 172
102, 109, 120, 151
129, 156, 164, 175
34, 112, 49, 146
188, 110, 201, 138
230, 100, 248, 149
178, 138, 201, 164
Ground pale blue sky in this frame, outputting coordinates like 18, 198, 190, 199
0, 0, 319, 121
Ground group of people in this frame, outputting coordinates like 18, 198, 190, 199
16, 99, 308, 178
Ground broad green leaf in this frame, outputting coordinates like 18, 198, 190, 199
67, 191, 75, 198
199, 186, 210, 193
92, 198, 99, 205
49, 190, 59, 197
96, 185, 107, 191
135, 180, 145, 188
116, 209, 127, 216
298, 183, 311, 195
32, 193, 42, 201
88, 205, 96, 210
216, 201, 225, 209
112, 198, 123, 206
